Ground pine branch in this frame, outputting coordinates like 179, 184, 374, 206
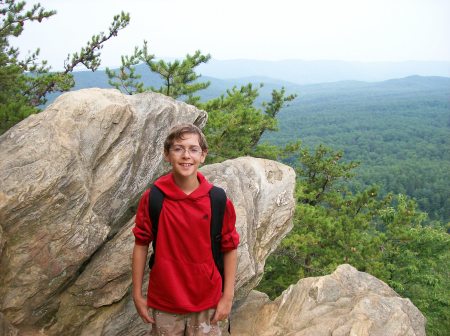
26, 11, 130, 106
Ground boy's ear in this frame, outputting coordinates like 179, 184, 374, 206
200, 150, 207, 163
164, 151, 171, 163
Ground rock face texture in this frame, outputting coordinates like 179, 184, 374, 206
0, 88, 425, 335
231, 264, 426, 336
0, 89, 296, 335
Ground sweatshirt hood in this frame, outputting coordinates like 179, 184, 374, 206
154, 172, 213, 200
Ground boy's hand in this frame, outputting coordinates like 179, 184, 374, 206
133, 294, 154, 324
211, 295, 232, 324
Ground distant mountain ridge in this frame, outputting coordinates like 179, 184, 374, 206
197, 59, 450, 84
54, 68, 449, 114
72, 59, 450, 89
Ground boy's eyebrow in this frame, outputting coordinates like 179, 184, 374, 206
172, 143, 200, 147
172, 145, 201, 148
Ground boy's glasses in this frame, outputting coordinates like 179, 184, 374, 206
170, 145, 203, 156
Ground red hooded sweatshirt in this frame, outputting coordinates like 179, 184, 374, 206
133, 172, 239, 313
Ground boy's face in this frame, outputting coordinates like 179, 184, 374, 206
164, 133, 207, 180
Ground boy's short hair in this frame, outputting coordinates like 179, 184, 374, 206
164, 123, 208, 153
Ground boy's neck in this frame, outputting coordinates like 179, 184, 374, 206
173, 173, 200, 195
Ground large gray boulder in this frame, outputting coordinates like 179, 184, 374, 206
0, 89, 207, 327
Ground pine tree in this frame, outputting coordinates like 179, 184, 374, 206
201, 84, 297, 163
106, 45, 146, 95
0, 0, 130, 134
379, 195, 450, 336
108, 43, 211, 105
258, 145, 381, 293
146, 49, 211, 103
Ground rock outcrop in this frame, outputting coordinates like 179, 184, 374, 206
0, 89, 297, 335
0, 88, 426, 335
231, 264, 426, 336
0, 89, 207, 328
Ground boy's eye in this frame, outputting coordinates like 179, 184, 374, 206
171, 146, 202, 156
173, 147, 184, 154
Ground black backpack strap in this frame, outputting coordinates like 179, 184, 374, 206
210, 186, 232, 334
209, 186, 227, 291
148, 184, 164, 269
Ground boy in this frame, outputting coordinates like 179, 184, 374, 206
132, 123, 239, 335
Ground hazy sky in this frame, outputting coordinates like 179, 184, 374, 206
13, 0, 450, 70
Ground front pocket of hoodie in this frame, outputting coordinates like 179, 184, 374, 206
149, 257, 221, 308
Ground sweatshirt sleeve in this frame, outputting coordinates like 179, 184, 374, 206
221, 198, 240, 252
132, 189, 153, 246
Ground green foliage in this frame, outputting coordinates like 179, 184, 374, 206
107, 45, 210, 104
106, 45, 146, 95
64, 12, 130, 73
257, 144, 450, 336
262, 86, 297, 118
144, 50, 211, 104
201, 84, 296, 163
0, 0, 130, 134
148, 49, 211, 102
295, 144, 359, 205
258, 145, 382, 290
379, 195, 450, 335
0, 0, 54, 133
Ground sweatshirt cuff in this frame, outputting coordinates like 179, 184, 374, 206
221, 232, 239, 252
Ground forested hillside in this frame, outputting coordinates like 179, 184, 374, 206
262, 76, 450, 223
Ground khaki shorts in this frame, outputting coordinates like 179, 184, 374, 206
150, 308, 222, 336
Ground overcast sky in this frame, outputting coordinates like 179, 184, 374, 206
13, 0, 450, 70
